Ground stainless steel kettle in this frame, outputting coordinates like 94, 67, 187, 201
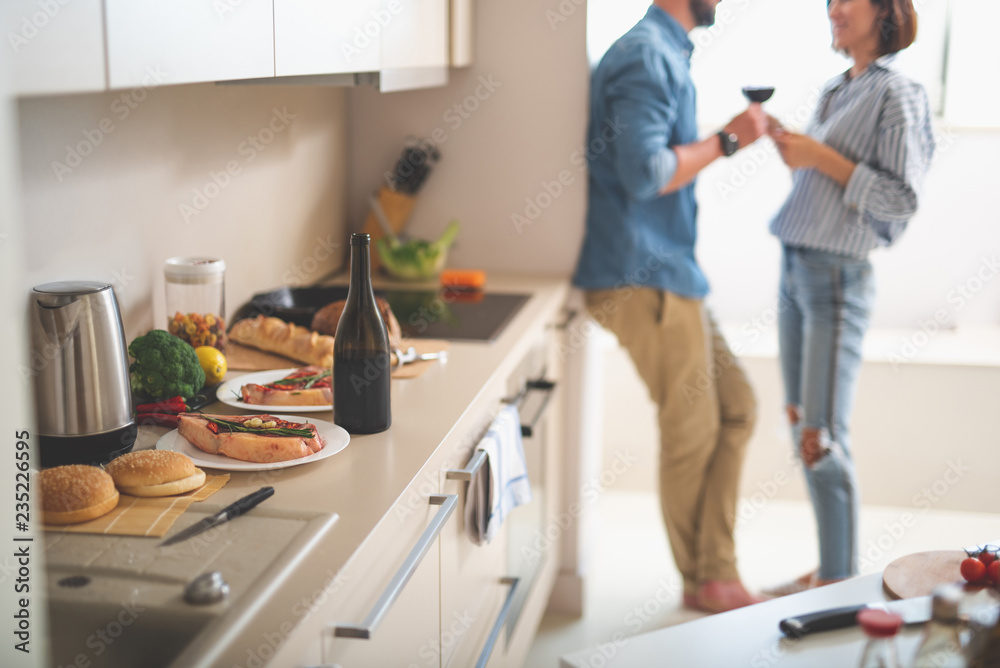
30, 281, 135, 467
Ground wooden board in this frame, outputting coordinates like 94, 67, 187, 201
225, 339, 449, 380
882, 550, 993, 599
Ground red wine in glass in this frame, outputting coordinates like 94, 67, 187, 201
742, 86, 775, 103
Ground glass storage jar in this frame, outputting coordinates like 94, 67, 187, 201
164, 257, 227, 352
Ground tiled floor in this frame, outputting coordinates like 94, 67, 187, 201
526, 491, 1000, 667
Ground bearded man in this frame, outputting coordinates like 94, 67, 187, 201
572, 0, 768, 613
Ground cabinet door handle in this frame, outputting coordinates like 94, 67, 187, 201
475, 577, 520, 668
551, 308, 578, 330
331, 494, 458, 640
445, 449, 487, 481
519, 380, 556, 438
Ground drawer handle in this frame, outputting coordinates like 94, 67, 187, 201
331, 494, 458, 640
519, 380, 556, 438
475, 577, 520, 668
445, 449, 487, 481
551, 308, 578, 330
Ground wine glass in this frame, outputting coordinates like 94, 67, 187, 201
742, 86, 775, 103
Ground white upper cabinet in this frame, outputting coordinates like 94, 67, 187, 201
381, 0, 449, 70
105, 0, 274, 90
4, 0, 106, 96
274, 0, 385, 76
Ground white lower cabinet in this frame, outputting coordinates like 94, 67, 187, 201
319, 493, 450, 667
283, 307, 568, 668
439, 407, 513, 668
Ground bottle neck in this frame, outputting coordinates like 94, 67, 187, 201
348, 241, 375, 304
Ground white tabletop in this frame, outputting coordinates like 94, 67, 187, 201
560, 573, 927, 667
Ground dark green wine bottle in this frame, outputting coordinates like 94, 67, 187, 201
333, 233, 391, 434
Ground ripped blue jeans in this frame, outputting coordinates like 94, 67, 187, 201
778, 245, 874, 580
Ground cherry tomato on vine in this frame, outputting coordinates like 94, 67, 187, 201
961, 557, 987, 583
988, 560, 1000, 586
979, 550, 997, 567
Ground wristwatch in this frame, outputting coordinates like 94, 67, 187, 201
717, 130, 739, 157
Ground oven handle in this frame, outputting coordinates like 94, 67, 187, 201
330, 494, 458, 640
475, 577, 520, 668
518, 379, 556, 438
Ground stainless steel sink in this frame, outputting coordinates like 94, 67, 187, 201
44, 505, 338, 668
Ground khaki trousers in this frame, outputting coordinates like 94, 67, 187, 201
585, 287, 757, 592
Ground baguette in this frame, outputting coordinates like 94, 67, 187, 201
230, 315, 334, 367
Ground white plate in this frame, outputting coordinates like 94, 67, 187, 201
216, 368, 332, 413
156, 414, 350, 471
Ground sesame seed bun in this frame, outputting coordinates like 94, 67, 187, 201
105, 450, 206, 497
40, 465, 120, 525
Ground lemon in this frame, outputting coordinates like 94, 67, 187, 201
195, 346, 227, 385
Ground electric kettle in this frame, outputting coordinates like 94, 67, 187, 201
30, 281, 135, 467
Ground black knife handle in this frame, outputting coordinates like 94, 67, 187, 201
780, 604, 867, 639
220, 487, 274, 521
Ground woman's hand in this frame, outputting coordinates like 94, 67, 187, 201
772, 131, 857, 186
773, 131, 826, 169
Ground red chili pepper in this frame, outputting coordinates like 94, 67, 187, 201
135, 413, 181, 428
135, 397, 188, 414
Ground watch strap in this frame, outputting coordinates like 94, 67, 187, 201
717, 130, 739, 157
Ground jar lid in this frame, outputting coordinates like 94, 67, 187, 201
857, 609, 902, 637
165, 257, 226, 278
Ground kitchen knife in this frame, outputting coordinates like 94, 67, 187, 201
159, 487, 274, 547
780, 596, 933, 638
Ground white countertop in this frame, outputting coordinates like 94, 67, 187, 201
560, 574, 911, 667
561, 565, 1000, 667
159, 273, 570, 666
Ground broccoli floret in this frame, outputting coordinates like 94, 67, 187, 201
128, 329, 206, 400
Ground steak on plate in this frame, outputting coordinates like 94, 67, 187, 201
241, 366, 332, 406
177, 413, 325, 463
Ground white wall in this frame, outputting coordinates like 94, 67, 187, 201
599, 339, 1000, 514
346, 0, 590, 277
15, 84, 348, 341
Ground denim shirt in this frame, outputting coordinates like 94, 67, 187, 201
572, 6, 706, 298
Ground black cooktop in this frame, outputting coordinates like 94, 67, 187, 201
231, 286, 530, 342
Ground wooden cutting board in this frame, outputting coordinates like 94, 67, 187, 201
883, 550, 993, 599
225, 339, 449, 379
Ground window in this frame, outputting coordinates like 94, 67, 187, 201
587, 0, 997, 129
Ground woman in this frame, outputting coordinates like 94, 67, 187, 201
766, 0, 935, 594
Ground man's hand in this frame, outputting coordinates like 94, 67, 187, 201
723, 104, 768, 151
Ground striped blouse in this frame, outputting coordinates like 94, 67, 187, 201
769, 55, 936, 258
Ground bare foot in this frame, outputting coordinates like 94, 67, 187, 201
762, 570, 817, 597
692, 580, 764, 614
811, 576, 847, 588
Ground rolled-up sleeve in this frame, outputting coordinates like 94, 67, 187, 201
605, 48, 679, 202
843, 90, 935, 245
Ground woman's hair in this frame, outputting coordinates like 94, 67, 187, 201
871, 0, 918, 55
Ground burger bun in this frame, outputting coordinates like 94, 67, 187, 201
40, 465, 120, 525
106, 450, 206, 497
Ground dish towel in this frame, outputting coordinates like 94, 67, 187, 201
465, 403, 532, 545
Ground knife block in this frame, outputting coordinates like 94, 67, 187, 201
360, 186, 417, 273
